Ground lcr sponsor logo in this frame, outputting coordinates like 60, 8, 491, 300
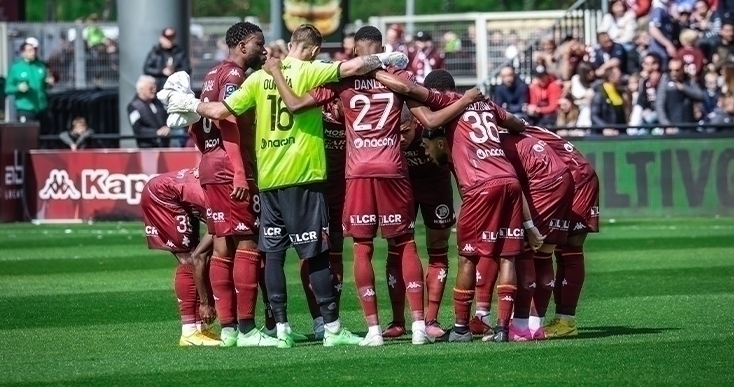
476, 148, 505, 159
289, 231, 318, 245
207, 208, 225, 222
350, 214, 377, 225
379, 214, 402, 226
263, 227, 283, 237
353, 136, 396, 149
38, 169, 153, 205
481, 228, 524, 241
548, 218, 570, 231
145, 226, 158, 236
590, 206, 600, 217
261, 137, 296, 149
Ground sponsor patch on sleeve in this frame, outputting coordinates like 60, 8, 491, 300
224, 83, 238, 98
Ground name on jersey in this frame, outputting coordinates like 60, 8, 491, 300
202, 80, 215, 93
353, 79, 385, 90
354, 136, 396, 149
261, 136, 295, 149
349, 214, 403, 226
476, 148, 505, 159
480, 228, 524, 241
263, 77, 292, 91
467, 101, 492, 111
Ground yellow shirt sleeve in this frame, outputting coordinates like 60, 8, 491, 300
223, 72, 259, 115
300, 61, 341, 92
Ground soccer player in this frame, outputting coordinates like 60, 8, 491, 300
382, 106, 455, 339
141, 168, 220, 346
165, 24, 409, 348
382, 69, 543, 342
262, 26, 480, 345
523, 125, 600, 338
499, 131, 574, 341
189, 22, 280, 347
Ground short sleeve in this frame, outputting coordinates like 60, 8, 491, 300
392, 69, 417, 84
301, 60, 341, 90
223, 74, 258, 116
308, 84, 339, 106
219, 67, 245, 101
423, 88, 455, 110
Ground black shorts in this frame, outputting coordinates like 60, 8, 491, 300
258, 182, 330, 259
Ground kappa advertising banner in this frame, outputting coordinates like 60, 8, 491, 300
577, 137, 734, 218
281, 0, 348, 43
0, 123, 38, 223
27, 149, 200, 221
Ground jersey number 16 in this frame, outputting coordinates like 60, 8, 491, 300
267, 95, 294, 131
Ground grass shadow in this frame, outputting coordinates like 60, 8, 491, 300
572, 325, 681, 339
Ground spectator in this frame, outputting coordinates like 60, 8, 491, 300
570, 61, 597, 127
676, 29, 706, 78
4, 42, 54, 128
556, 95, 581, 132
598, 0, 638, 50
82, 13, 106, 49
691, 0, 719, 39
649, 0, 677, 70
712, 21, 734, 70
721, 60, 734, 94
628, 0, 653, 18
494, 66, 529, 119
628, 72, 642, 104
556, 37, 588, 80
702, 70, 720, 116
443, 31, 461, 53
333, 33, 355, 61
532, 35, 559, 77
127, 75, 170, 148
656, 58, 704, 132
707, 93, 734, 129
591, 67, 629, 136
527, 65, 562, 126
408, 31, 445, 84
143, 27, 191, 91
59, 117, 94, 151
505, 30, 521, 68
592, 32, 629, 75
629, 53, 664, 133
385, 24, 408, 55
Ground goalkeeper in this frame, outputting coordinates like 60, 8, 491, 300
164, 24, 409, 348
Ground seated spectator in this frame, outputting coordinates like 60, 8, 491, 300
527, 65, 562, 126
721, 61, 734, 94
629, 54, 664, 133
649, 0, 677, 70
628, 71, 641, 104
702, 70, 721, 116
592, 32, 629, 75
556, 37, 588, 80
591, 67, 629, 136
706, 93, 734, 129
556, 95, 581, 134
533, 35, 559, 77
570, 61, 598, 127
59, 117, 94, 151
598, 0, 638, 50
712, 21, 734, 70
494, 66, 529, 119
127, 75, 170, 148
333, 33, 355, 61
656, 58, 705, 133
676, 29, 706, 78
143, 27, 191, 91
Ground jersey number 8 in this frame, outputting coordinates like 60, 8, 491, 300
350, 93, 395, 131
463, 111, 500, 144
267, 95, 294, 131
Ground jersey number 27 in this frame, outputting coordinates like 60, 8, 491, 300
350, 93, 395, 131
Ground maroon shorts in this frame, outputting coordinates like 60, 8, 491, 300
343, 178, 415, 239
203, 180, 259, 237
326, 172, 346, 235
411, 173, 456, 230
456, 178, 524, 258
568, 173, 600, 236
528, 171, 574, 245
141, 188, 199, 253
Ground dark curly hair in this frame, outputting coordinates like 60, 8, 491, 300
354, 26, 382, 44
423, 70, 456, 91
225, 22, 262, 48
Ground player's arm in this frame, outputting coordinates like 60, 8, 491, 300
191, 232, 215, 324
339, 52, 407, 78
186, 76, 258, 121
268, 63, 336, 113
521, 193, 544, 251
498, 111, 527, 133
405, 87, 484, 129
219, 118, 248, 201
373, 69, 432, 101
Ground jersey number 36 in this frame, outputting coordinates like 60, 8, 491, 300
463, 111, 500, 144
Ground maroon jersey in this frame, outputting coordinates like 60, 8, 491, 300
190, 60, 255, 186
310, 68, 415, 179
676, 46, 705, 77
408, 47, 445, 84
523, 125, 595, 186
499, 132, 570, 190
424, 91, 517, 194
146, 169, 207, 218
404, 125, 447, 179
323, 100, 346, 178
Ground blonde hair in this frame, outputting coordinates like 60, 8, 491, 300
679, 29, 698, 46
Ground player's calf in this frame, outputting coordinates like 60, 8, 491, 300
471, 257, 498, 335
449, 255, 477, 342
232, 238, 261, 338
383, 242, 406, 338
510, 249, 535, 341
488, 257, 516, 343
425, 227, 450, 335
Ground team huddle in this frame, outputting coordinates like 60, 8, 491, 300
141, 21, 599, 347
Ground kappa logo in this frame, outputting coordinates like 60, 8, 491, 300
475, 270, 482, 282
388, 274, 397, 288
574, 222, 586, 231
165, 240, 175, 248
435, 204, 450, 220
529, 282, 537, 289
235, 223, 250, 232
362, 288, 376, 298
438, 268, 447, 283
462, 244, 475, 253
38, 169, 82, 200
228, 68, 241, 78
182, 235, 190, 247
501, 295, 514, 302
407, 281, 422, 290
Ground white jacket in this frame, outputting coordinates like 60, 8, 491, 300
598, 11, 638, 45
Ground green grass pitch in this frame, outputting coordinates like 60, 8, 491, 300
1, 218, 733, 386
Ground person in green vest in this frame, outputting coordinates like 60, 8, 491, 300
4, 42, 54, 127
